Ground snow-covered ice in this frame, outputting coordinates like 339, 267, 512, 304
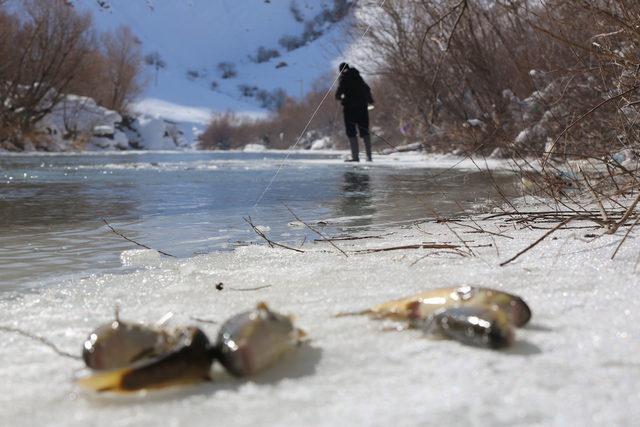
1, 193, 638, 426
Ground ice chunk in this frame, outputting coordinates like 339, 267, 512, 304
120, 249, 162, 267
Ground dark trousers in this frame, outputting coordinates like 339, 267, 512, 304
343, 105, 370, 137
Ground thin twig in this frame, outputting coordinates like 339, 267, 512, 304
314, 233, 392, 242
607, 192, 640, 234
500, 217, 576, 266
355, 243, 460, 254
543, 85, 640, 168
284, 204, 348, 257
580, 169, 612, 231
450, 220, 514, 239
611, 215, 640, 260
243, 216, 305, 253
227, 285, 272, 292
102, 218, 176, 258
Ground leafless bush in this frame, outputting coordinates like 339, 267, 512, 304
322, 0, 353, 24
255, 88, 287, 111
217, 62, 237, 79
0, 0, 96, 147
250, 46, 280, 64
289, 0, 304, 23
279, 35, 305, 52
99, 25, 144, 113
186, 69, 201, 81
358, 0, 640, 161
144, 50, 166, 86
0, 1, 145, 149
201, 79, 346, 150
238, 84, 259, 98
200, 73, 406, 152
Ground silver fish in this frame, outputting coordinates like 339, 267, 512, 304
416, 306, 514, 349
78, 326, 214, 392
341, 286, 531, 328
214, 302, 306, 377
82, 310, 176, 371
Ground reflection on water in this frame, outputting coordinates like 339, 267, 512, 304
337, 171, 374, 227
0, 152, 520, 290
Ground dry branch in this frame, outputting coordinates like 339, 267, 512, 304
543, 85, 640, 169
500, 217, 576, 266
243, 216, 305, 253
354, 243, 460, 254
102, 218, 176, 258
611, 215, 640, 259
314, 233, 393, 242
284, 204, 348, 257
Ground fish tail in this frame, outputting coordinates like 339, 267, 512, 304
77, 368, 128, 392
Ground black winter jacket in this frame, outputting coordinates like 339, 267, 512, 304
335, 67, 374, 108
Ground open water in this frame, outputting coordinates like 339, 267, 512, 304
0, 151, 520, 290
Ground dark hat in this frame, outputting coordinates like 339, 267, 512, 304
338, 62, 349, 72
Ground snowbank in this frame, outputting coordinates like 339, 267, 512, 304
243, 143, 267, 152
31, 95, 197, 151
0, 194, 638, 426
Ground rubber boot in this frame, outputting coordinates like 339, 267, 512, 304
346, 136, 359, 162
363, 135, 372, 161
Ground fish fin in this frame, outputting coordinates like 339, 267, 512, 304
294, 327, 310, 344
77, 368, 129, 392
155, 311, 174, 326
415, 312, 445, 339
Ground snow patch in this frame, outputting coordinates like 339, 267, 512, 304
243, 143, 267, 152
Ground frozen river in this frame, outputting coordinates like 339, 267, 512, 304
0, 151, 519, 290
1, 151, 637, 427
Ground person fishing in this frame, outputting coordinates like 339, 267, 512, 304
335, 62, 374, 162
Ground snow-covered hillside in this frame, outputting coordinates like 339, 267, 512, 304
73, 0, 354, 121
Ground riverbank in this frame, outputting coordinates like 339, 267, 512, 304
1, 189, 638, 426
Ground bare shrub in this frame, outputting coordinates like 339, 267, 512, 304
279, 35, 305, 52
199, 112, 238, 150
202, 77, 361, 150
302, 20, 323, 43
0, 0, 96, 147
0, 1, 145, 149
527, 1, 640, 159
358, 0, 640, 159
238, 84, 258, 98
327, 0, 353, 23
289, 1, 304, 23
256, 88, 287, 111
250, 46, 280, 64
144, 50, 166, 86
218, 62, 237, 79
99, 25, 144, 113
186, 70, 199, 80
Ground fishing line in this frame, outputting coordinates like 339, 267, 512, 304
0, 325, 81, 360
252, 0, 387, 209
